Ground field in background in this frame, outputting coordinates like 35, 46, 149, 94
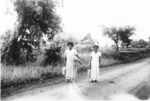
1, 45, 150, 95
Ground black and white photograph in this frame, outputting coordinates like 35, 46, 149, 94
0, 0, 150, 100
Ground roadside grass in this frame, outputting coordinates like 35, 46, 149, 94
1, 65, 63, 89
77, 47, 150, 72
1, 47, 150, 93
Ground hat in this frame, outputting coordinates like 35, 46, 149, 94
93, 44, 99, 48
67, 42, 74, 46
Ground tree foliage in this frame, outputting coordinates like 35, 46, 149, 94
131, 39, 149, 48
53, 34, 78, 50
1, 0, 62, 65
103, 26, 135, 51
103, 27, 120, 51
119, 26, 135, 48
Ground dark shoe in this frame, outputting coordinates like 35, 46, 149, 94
95, 80, 97, 82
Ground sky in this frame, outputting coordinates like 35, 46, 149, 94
0, 0, 150, 46
57, 0, 150, 45
0, 0, 17, 35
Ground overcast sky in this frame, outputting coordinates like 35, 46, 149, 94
57, 0, 150, 45
0, 0, 150, 46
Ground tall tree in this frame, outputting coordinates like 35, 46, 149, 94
103, 27, 120, 51
1, 0, 62, 65
119, 26, 135, 48
103, 26, 135, 51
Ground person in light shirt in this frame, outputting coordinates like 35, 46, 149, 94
90, 45, 101, 82
64, 42, 81, 82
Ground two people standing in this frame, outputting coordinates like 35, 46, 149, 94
64, 42, 101, 82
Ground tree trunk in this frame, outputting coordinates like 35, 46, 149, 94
115, 42, 119, 52
116, 46, 119, 52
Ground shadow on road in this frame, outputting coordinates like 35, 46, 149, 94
135, 85, 150, 100
133, 81, 150, 100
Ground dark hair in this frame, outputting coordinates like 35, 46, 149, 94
67, 42, 74, 47
93, 45, 99, 49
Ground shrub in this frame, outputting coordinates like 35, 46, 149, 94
40, 46, 62, 66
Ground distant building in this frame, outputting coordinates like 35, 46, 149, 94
80, 34, 94, 45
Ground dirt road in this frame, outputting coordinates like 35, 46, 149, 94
3, 58, 150, 101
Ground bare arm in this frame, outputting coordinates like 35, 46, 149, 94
90, 56, 92, 69
64, 50, 67, 66
64, 56, 66, 66
99, 57, 101, 68
99, 53, 101, 68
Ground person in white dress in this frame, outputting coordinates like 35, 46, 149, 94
90, 45, 101, 82
64, 42, 81, 82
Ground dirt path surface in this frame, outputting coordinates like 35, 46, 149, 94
3, 58, 150, 101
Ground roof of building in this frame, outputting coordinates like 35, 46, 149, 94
81, 34, 93, 42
